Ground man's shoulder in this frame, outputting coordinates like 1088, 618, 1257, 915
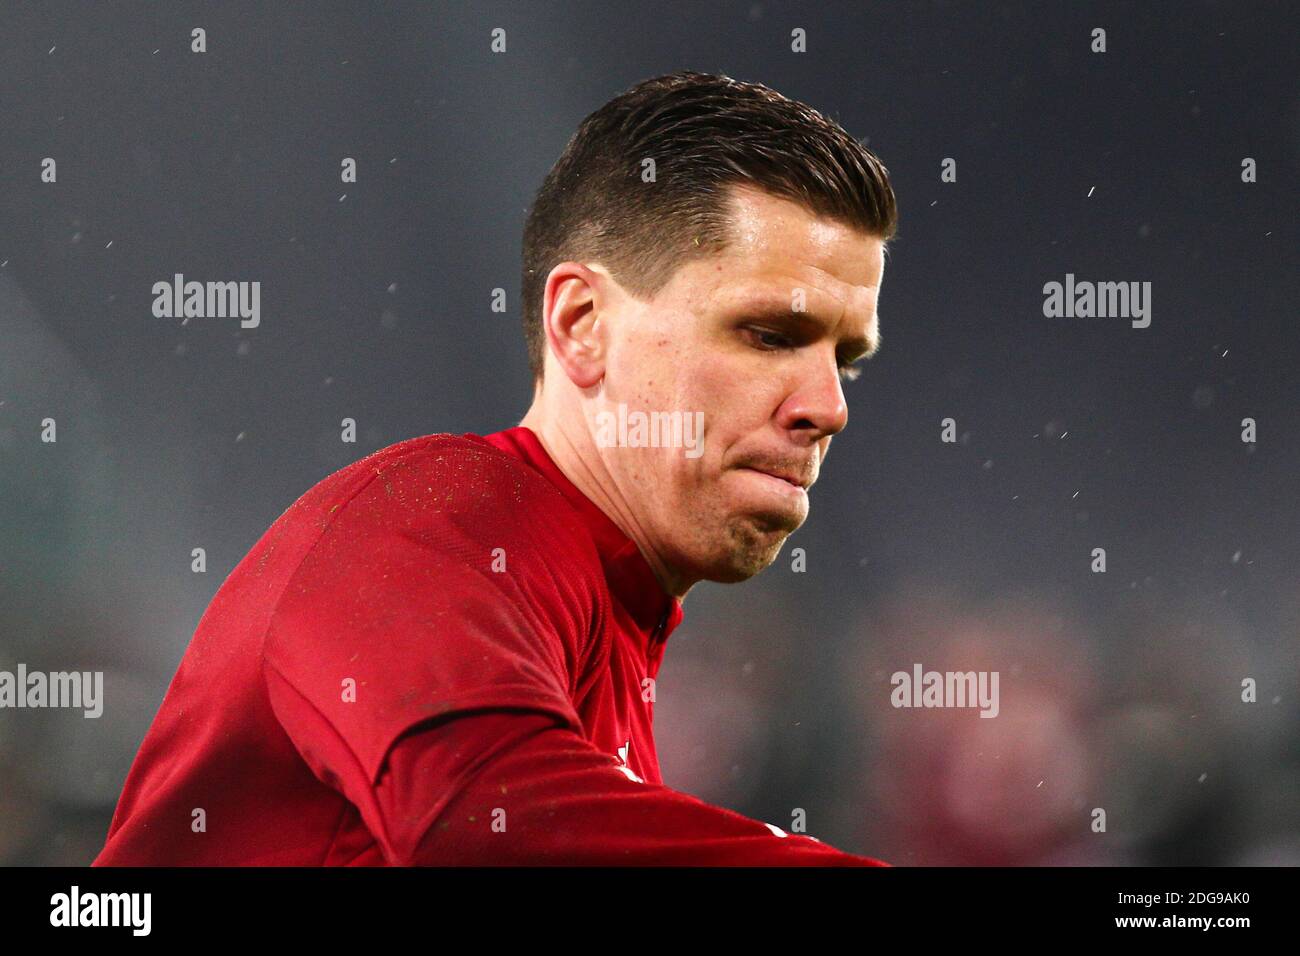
217, 429, 611, 648
328, 430, 525, 485
284, 431, 591, 550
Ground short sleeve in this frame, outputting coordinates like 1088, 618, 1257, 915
260, 445, 602, 808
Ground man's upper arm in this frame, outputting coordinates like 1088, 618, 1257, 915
260, 450, 601, 828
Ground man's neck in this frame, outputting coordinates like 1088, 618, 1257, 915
518, 401, 694, 601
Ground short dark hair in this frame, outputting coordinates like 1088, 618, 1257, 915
520, 70, 899, 382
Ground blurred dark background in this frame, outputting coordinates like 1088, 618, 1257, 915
1, 1, 1296, 865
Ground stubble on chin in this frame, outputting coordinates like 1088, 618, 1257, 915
705, 514, 795, 582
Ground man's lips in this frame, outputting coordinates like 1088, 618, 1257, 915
737, 465, 812, 490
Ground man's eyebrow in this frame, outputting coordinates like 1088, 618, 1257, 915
735, 301, 881, 361
840, 327, 880, 363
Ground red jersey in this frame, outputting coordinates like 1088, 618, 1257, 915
93, 426, 886, 866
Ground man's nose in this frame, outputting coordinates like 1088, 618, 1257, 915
774, 356, 848, 441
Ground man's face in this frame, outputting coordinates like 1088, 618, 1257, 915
598, 183, 886, 584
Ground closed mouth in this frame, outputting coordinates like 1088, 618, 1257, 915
740, 466, 809, 490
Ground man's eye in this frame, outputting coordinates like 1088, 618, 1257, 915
747, 327, 862, 382
747, 328, 792, 350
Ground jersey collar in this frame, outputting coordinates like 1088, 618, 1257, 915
475, 426, 684, 644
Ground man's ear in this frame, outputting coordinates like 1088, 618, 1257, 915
542, 262, 606, 389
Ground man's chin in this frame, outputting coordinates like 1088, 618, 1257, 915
702, 519, 797, 583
